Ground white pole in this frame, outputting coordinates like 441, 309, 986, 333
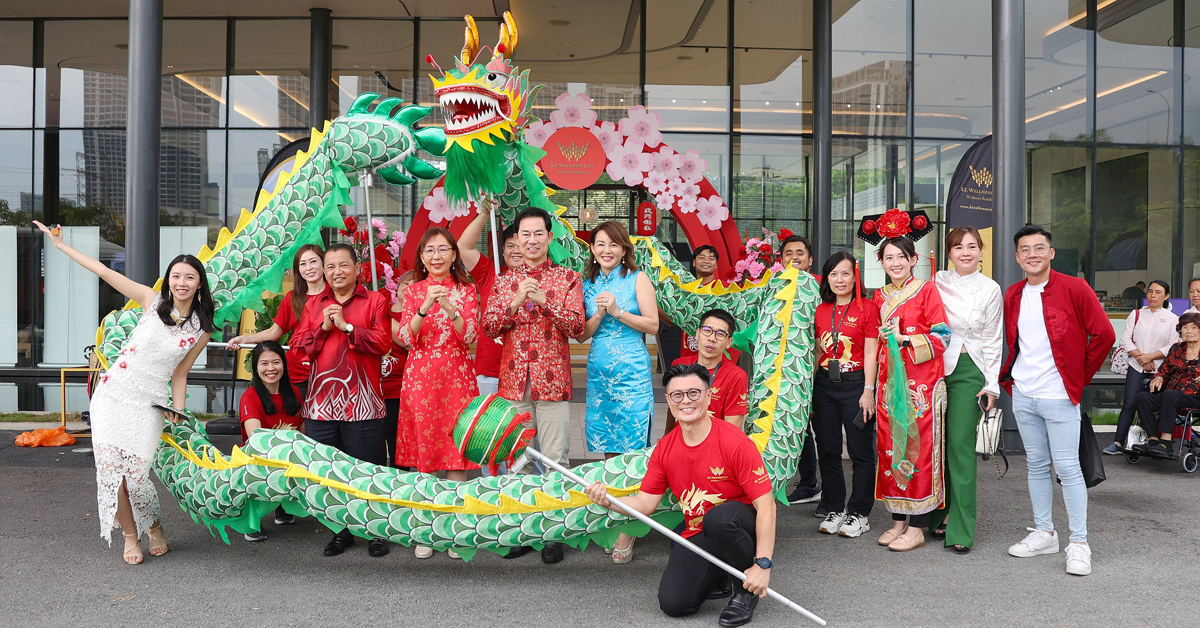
360, 172, 379, 291
487, 197, 501, 277
522, 447, 827, 626
212, 342, 290, 350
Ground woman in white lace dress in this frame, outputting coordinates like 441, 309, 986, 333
34, 221, 214, 565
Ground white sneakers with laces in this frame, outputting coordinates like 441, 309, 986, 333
819, 512, 848, 534
1007, 528, 1059, 557
837, 514, 870, 538
1064, 542, 1092, 576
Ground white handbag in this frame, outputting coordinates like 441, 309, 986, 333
976, 406, 1003, 456
1127, 424, 1148, 449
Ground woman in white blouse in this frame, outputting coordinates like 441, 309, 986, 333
1105, 280, 1179, 455
931, 226, 1002, 554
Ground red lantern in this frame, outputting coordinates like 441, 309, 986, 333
636, 201, 657, 236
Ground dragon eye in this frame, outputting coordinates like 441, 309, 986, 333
486, 72, 507, 89
487, 73, 497, 81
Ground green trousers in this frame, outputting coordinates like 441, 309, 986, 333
929, 355, 984, 548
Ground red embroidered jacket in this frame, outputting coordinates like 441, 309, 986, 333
294, 284, 391, 422
482, 260, 585, 401
1000, 271, 1116, 405
1155, 343, 1200, 396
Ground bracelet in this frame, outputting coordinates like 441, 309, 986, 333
615, 309, 624, 321
417, 309, 428, 318
451, 311, 460, 321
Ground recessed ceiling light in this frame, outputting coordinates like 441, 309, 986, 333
115, 44, 128, 50
332, 44, 349, 50
678, 55, 692, 61
765, 101, 770, 105
672, 99, 676, 103
549, 19, 570, 26
166, 65, 173, 68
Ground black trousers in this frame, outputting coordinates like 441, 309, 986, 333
1136, 389, 1200, 437
384, 398, 401, 468
795, 425, 819, 490
305, 417, 388, 539
811, 376, 876, 516
658, 501, 758, 618
1115, 369, 1152, 444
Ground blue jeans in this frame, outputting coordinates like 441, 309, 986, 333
1011, 391, 1088, 543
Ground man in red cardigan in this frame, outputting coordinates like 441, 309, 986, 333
294, 243, 393, 558
999, 225, 1115, 577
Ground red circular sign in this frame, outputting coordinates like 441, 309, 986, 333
538, 127, 606, 190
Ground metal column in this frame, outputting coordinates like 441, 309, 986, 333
124, 0, 163, 286
310, 8, 332, 131
812, 0, 832, 261
992, 0, 1026, 448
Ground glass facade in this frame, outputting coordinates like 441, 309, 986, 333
0, 0, 1193, 410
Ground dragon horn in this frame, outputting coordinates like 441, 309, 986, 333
371, 97, 405, 117
462, 14, 481, 64
395, 104, 433, 127
496, 11, 518, 58
346, 92, 381, 115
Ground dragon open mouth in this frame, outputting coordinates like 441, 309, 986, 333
436, 86, 512, 135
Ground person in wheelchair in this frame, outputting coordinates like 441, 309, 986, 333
1134, 312, 1200, 456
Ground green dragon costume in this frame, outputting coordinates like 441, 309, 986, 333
93, 12, 818, 558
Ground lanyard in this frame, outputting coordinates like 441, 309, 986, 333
830, 302, 852, 352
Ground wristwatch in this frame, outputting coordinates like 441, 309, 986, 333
344, 323, 354, 334
864, 384, 876, 392
753, 557, 773, 570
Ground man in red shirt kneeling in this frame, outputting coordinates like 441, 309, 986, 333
585, 363, 777, 628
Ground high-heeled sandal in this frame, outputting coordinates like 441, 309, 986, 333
122, 532, 143, 565
612, 537, 636, 564
148, 522, 168, 556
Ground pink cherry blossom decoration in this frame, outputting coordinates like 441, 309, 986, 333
654, 191, 675, 208
550, 92, 598, 129
696, 195, 729, 230
422, 187, 469, 224
652, 147, 682, 179
591, 121, 622, 153
605, 138, 653, 186
524, 120, 557, 149
618, 105, 663, 149
676, 194, 697, 214
678, 149, 709, 183
645, 170, 670, 195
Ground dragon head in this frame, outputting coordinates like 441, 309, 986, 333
429, 12, 540, 154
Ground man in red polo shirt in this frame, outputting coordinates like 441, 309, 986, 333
293, 243, 392, 559
585, 362, 776, 627
670, 309, 749, 431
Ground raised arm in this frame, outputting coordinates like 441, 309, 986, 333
34, 220, 158, 309
457, 203, 491, 272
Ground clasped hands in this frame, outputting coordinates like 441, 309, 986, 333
421, 285, 457, 317
592, 291, 622, 318
510, 278, 547, 311
1127, 349, 1157, 371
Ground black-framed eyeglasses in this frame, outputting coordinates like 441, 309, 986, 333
698, 325, 730, 341
665, 388, 705, 403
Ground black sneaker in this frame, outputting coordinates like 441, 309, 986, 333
787, 484, 822, 505
1148, 440, 1172, 456
244, 531, 267, 542
274, 507, 294, 525
323, 534, 354, 556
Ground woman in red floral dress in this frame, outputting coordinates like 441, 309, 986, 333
395, 227, 480, 484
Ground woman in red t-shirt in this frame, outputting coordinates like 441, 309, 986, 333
226, 244, 326, 398
811, 251, 880, 540
239, 340, 304, 542
383, 270, 415, 468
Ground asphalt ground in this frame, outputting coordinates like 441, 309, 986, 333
1, 430, 1197, 628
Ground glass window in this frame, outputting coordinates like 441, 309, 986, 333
1183, 149, 1200, 280
0, 131, 33, 369
331, 20, 415, 118
913, 0, 991, 138
231, 20, 310, 128
662, 132, 729, 199
1027, 143, 1090, 279
162, 20, 227, 128
647, 0, 729, 132
227, 130, 308, 224
160, 130, 226, 242
733, 0, 810, 134
1185, 0, 1200, 145
1026, 1, 1091, 141
832, 0, 909, 136
912, 140, 978, 272
732, 135, 808, 235
830, 139, 910, 283
1096, 1, 1175, 144
1093, 147, 1178, 308
44, 21, 130, 128
0, 21, 33, 128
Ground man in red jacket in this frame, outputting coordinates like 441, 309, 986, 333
294, 243, 393, 558
999, 225, 1115, 577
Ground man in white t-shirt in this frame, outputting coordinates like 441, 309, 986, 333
998, 225, 1115, 577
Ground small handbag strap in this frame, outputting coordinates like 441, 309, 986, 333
992, 426, 1009, 480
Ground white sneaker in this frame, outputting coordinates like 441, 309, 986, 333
448, 548, 462, 560
414, 546, 434, 559
838, 514, 871, 538
819, 511, 849, 534
1065, 542, 1092, 576
1008, 528, 1059, 558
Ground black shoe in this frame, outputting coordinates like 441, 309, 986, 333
718, 590, 760, 627
706, 577, 733, 600
243, 531, 267, 542
503, 546, 535, 559
812, 505, 829, 519
274, 507, 294, 526
951, 544, 970, 554
541, 542, 564, 564
1148, 440, 1172, 456
787, 484, 822, 505
931, 524, 947, 540
324, 534, 355, 556
368, 538, 389, 557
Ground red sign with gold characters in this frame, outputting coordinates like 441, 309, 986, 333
636, 201, 657, 236
538, 127, 606, 190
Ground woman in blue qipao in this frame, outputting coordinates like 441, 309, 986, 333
578, 221, 659, 564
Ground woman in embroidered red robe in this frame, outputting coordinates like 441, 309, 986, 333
872, 236, 951, 552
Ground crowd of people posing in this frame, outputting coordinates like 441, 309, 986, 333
33, 204, 1200, 627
